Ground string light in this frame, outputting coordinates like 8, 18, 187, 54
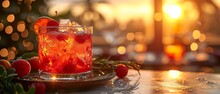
8, 51, 15, 60
5, 25, 13, 34
26, 42, 34, 51
2, 0, 10, 8
0, 48, 8, 57
7, 14, 15, 23
17, 21, 26, 32
11, 32, 19, 41
23, 39, 31, 47
0, 23, 4, 31
21, 29, 29, 38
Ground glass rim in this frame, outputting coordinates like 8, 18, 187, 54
38, 26, 93, 34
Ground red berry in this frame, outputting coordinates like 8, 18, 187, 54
28, 56, 39, 71
30, 82, 46, 94
74, 33, 91, 43
56, 33, 68, 41
47, 20, 59, 31
47, 20, 59, 26
115, 64, 128, 79
12, 59, 31, 78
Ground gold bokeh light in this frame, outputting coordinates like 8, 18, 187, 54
0, 23, 4, 31
17, 21, 26, 32
11, 32, 19, 41
26, 42, 34, 51
117, 46, 126, 55
199, 34, 206, 42
5, 25, 13, 34
8, 51, 15, 60
135, 43, 147, 52
7, 14, 15, 23
2, 0, 10, 8
192, 30, 201, 39
0, 48, 8, 57
127, 32, 135, 41
21, 29, 29, 38
190, 42, 198, 51
135, 32, 144, 42
23, 39, 31, 47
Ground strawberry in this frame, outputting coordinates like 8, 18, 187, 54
74, 33, 91, 43
115, 64, 128, 79
11, 59, 31, 78
56, 33, 68, 41
30, 82, 46, 94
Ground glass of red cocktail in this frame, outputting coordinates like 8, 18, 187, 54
38, 26, 92, 80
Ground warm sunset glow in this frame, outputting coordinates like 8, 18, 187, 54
192, 30, 201, 39
164, 4, 182, 19
164, 45, 185, 61
168, 70, 180, 79
190, 42, 198, 51
154, 12, 162, 21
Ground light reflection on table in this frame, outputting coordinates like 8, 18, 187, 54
48, 69, 220, 94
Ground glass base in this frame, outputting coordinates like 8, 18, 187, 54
40, 71, 93, 81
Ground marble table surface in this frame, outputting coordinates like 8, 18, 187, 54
47, 69, 220, 94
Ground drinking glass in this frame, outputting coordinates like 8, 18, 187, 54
38, 26, 93, 80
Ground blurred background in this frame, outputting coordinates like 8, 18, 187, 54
1, 0, 220, 73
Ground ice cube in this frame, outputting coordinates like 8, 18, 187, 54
59, 19, 71, 26
59, 19, 71, 32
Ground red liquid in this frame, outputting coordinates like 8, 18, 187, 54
38, 27, 92, 74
